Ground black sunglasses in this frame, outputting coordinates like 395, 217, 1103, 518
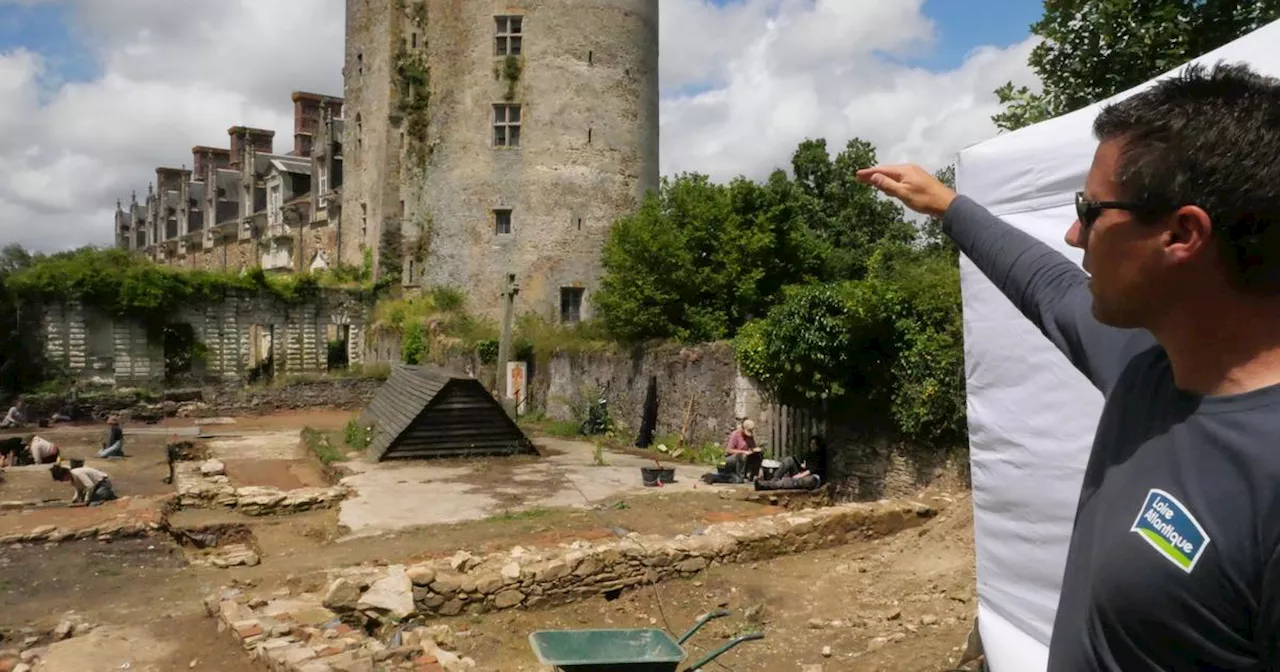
1075, 191, 1146, 228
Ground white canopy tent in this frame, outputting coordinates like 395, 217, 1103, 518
955, 18, 1280, 671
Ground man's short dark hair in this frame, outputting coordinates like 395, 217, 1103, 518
50, 464, 69, 481
1093, 61, 1280, 293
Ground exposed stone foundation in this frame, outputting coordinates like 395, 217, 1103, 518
0, 500, 167, 545
177, 461, 348, 516
207, 499, 934, 671
0, 611, 97, 671
323, 499, 934, 620
206, 584, 477, 672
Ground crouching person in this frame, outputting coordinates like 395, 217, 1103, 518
754, 435, 827, 492
97, 415, 125, 458
51, 462, 118, 506
26, 435, 60, 465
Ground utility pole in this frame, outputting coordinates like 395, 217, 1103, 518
495, 273, 519, 414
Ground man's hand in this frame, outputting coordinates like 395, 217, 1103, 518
855, 164, 957, 219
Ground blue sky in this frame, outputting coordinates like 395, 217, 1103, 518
0, 2, 97, 85
912, 0, 1043, 69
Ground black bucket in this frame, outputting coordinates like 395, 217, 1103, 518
69, 458, 85, 469
641, 466, 675, 486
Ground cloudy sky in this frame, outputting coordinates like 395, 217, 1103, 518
0, 0, 1043, 251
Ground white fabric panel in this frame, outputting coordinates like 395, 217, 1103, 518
955, 18, 1280, 671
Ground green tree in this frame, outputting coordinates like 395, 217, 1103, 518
790, 138, 916, 279
993, 0, 1280, 131
0, 245, 44, 393
920, 165, 957, 254
593, 172, 825, 342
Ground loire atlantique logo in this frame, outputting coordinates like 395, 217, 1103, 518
1130, 488, 1211, 573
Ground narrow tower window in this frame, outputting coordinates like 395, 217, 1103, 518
494, 208, 512, 235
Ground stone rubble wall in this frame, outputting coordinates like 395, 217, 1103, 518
322, 499, 935, 620
18, 375, 385, 424
176, 461, 349, 516
0, 520, 162, 545
206, 585, 478, 672
0, 513, 165, 545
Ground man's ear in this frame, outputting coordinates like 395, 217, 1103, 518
1164, 205, 1214, 264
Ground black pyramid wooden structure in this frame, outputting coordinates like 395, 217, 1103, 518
360, 363, 535, 461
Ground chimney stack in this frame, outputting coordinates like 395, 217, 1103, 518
228, 126, 276, 168
291, 91, 345, 157
192, 146, 231, 180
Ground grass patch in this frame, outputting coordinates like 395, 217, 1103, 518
486, 507, 554, 522
343, 418, 373, 451
303, 427, 348, 465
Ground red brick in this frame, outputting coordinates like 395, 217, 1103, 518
0, 657, 18, 672
318, 646, 345, 657
235, 624, 263, 638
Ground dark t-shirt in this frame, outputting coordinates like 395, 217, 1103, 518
944, 196, 1280, 671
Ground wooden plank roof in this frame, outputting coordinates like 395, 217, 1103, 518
360, 363, 535, 461
360, 363, 452, 461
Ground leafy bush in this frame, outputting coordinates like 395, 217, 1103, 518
401, 322, 427, 364
736, 248, 966, 443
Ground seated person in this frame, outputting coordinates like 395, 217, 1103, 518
97, 416, 125, 458
0, 398, 26, 428
722, 419, 763, 481
26, 435, 60, 465
755, 435, 827, 491
50, 463, 117, 506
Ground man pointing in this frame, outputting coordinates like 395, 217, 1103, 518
858, 61, 1280, 670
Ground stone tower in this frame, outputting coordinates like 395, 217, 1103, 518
343, 0, 660, 323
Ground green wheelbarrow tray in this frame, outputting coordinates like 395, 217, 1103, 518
528, 608, 764, 672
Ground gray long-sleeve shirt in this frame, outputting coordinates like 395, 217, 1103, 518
944, 195, 1280, 671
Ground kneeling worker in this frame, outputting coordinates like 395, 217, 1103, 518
50, 462, 118, 506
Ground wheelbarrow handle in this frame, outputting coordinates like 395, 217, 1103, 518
686, 632, 765, 670
676, 608, 731, 645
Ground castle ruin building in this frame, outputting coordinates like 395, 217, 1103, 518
115, 91, 348, 273
343, 0, 660, 323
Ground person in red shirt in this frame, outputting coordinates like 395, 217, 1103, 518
723, 419, 763, 482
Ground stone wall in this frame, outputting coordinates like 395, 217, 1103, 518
429, 342, 742, 448
39, 289, 370, 387
204, 376, 384, 414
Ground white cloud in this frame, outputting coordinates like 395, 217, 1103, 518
659, 0, 1041, 181
0, 0, 1037, 251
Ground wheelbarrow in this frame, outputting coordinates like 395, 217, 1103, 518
529, 608, 764, 671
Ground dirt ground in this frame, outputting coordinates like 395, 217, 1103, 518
439, 489, 976, 672
0, 409, 979, 671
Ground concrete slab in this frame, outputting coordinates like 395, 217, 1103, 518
204, 431, 303, 461
335, 437, 714, 539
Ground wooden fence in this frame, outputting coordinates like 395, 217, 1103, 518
762, 402, 825, 460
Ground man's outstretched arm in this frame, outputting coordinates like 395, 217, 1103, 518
856, 164, 1141, 392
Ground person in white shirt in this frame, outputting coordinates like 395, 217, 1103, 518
0, 398, 26, 428
50, 463, 117, 506
21, 435, 59, 465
